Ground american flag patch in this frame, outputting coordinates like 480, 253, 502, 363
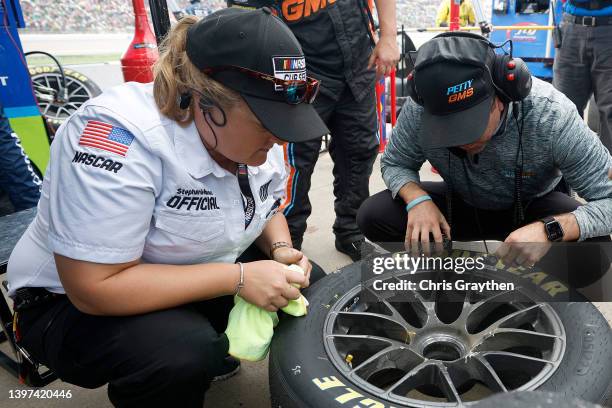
78, 121, 134, 157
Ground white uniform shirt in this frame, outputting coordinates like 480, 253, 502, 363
7, 82, 287, 296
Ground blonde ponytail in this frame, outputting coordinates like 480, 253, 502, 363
153, 16, 241, 126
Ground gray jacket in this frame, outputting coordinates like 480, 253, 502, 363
381, 78, 612, 241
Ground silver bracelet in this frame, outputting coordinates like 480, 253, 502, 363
235, 262, 245, 296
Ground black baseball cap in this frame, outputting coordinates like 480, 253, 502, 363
413, 34, 497, 149
185, 7, 329, 143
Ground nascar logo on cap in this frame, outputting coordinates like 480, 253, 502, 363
272, 56, 306, 90
447, 78, 474, 104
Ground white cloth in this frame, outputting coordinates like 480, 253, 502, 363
7, 82, 287, 296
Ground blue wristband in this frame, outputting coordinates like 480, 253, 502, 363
405, 195, 432, 212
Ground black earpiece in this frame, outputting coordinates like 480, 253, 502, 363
491, 54, 532, 103
178, 93, 192, 110
179, 92, 226, 112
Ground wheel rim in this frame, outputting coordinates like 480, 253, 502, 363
31, 73, 95, 122
323, 268, 566, 407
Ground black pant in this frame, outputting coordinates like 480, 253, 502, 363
358, 182, 611, 287
16, 246, 326, 408
553, 16, 612, 154
0, 103, 41, 211
283, 85, 378, 248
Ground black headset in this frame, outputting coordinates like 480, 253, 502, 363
406, 32, 532, 105
178, 92, 216, 112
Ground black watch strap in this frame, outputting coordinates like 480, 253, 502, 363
541, 216, 564, 242
541, 216, 555, 224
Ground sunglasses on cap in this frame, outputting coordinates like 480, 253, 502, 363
203, 65, 320, 105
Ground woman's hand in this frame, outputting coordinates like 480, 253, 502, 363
271, 247, 312, 288
239, 260, 307, 312
405, 200, 451, 255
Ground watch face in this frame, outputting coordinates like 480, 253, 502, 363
545, 220, 564, 242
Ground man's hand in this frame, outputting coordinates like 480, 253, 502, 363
405, 200, 451, 255
496, 222, 552, 267
272, 246, 312, 288
368, 35, 400, 80
608, 168, 612, 180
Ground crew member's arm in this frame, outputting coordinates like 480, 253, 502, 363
255, 212, 312, 284
254, 145, 311, 282
369, 0, 400, 79
382, 99, 451, 246
506, 98, 612, 248
551, 99, 612, 241
499, 99, 612, 266
381, 99, 426, 197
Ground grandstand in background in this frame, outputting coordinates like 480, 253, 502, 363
17, 0, 490, 34
18, 0, 225, 33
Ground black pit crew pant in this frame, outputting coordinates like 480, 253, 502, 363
282, 84, 379, 248
0, 103, 41, 211
15, 245, 326, 408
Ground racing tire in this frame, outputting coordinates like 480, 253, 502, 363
395, 32, 416, 79
474, 391, 603, 408
269, 251, 612, 407
29, 66, 102, 132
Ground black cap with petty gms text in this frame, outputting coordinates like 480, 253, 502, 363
413, 35, 497, 149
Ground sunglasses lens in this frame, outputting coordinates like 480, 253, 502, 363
284, 80, 320, 104
285, 83, 307, 104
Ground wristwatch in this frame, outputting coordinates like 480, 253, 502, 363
540, 216, 564, 242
